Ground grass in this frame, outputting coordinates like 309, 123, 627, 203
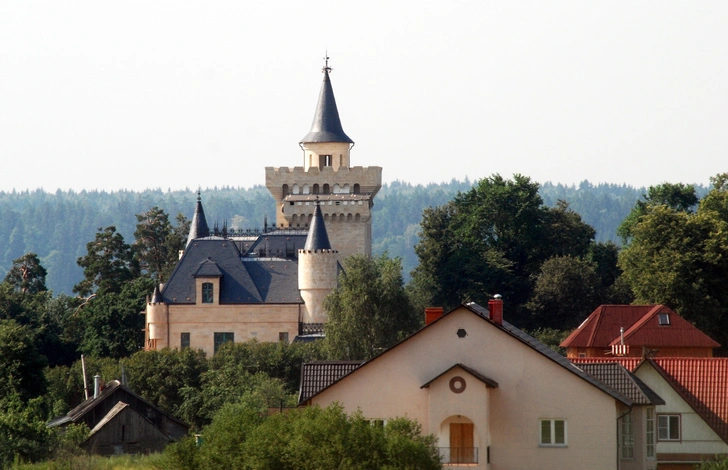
10, 453, 165, 470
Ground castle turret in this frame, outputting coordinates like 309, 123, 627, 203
298, 201, 338, 323
146, 285, 168, 349
186, 190, 210, 247
266, 57, 382, 260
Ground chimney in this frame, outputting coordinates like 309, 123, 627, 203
488, 295, 503, 326
93, 374, 101, 399
425, 307, 444, 325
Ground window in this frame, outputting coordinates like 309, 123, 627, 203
319, 155, 332, 169
181, 332, 190, 349
540, 419, 567, 446
658, 313, 670, 325
658, 414, 680, 441
279, 332, 289, 343
646, 408, 655, 458
214, 332, 234, 354
202, 282, 214, 303
621, 412, 634, 459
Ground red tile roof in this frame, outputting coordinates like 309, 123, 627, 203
560, 305, 720, 350
644, 358, 728, 444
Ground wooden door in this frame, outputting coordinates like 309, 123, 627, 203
450, 423, 474, 463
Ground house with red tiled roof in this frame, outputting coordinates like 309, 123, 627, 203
560, 305, 720, 359
633, 358, 728, 469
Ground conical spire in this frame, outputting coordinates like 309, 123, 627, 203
300, 57, 353, 144
186, 190, 210, 247
304, 200, 332, 251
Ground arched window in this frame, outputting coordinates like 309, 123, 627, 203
202, 283, 213, 304
313, 184, 320, 195
343, 184, 350, 193
355, 213, 361, 222
323, 184, 330, 195
347, 213, 353, 221
302, 184, 310, 195
353, 183, 360, 194
282, 184, 289, 197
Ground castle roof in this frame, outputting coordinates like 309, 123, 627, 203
300, 67, 353, 144
186, 191, 210, 247
304, 202, 332, 251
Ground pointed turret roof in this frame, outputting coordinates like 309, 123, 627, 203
304, 201, 332, 251
186, 191, 210, 247
300, 59, 353, 144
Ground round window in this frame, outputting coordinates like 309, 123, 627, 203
449, 376, 466, 394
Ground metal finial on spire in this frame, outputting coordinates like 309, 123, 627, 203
323, 51, 331, 73
197, 187, 201, 202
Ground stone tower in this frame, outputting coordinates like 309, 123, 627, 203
265, 58, 382, 261
298, 200, 338, 323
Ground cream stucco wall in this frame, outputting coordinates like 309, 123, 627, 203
310, 307, 620, 470
635, 364, 728, 459
145, 301, 302, 357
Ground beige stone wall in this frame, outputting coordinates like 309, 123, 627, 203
301, 142, 351, 170
298, 250, 338, 322
311, 307, 620, 470
145, 302, 302, 357
265, 166, 382, 203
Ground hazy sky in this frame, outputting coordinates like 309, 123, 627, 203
1, 1, 726, 193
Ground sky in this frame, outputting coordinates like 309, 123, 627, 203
1, 1, 726, 193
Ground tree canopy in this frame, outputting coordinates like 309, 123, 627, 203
324, 254, 421, 360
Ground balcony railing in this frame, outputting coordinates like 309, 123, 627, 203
299, 322, 325, 336
438, 447, 478, 464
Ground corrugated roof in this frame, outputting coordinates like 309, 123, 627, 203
577, 362, 664, 405
298, 361, 364, 403
560, 305, 719, 350
300, 68, 353, 144
642, 358, 728, 444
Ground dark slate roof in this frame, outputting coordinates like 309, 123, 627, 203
577, 362, 664, 406
300, 69, 353, 144
194, 259, 223, 277
304, 203, 332, 251
162, 239, 301, 304
187, 192, 210, 247
241, 231, 308, 258
421, 363, 499, 389
151, 286, 163, 303
298, 361, 365, 403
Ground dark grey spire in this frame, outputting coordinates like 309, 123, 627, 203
300, 57, 353, 144
151, 285, 162, 303
186, 190, 210, 247
304, 201, 332, 251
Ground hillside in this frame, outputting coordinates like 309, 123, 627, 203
0, 180, 708, 295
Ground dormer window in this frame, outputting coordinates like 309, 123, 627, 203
658, 313, 670, 326
202, 282, 214, 303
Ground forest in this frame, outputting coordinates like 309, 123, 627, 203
1, 174, 726, 468
0, 178, 709, 295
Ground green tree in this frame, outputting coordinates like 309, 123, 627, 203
617, 182, 698, 242
412, 174, 596, 326
76, 277, 155, 358
0, 320, 47, 401
619, 176, 728, 350
697, 455, 728, 470
74, 226, 138, 296
324, 254, 420, 360
189, 403, 441, 470
133, 207, 189, 283
3, 253, 47, 295
0, 394, 55, 468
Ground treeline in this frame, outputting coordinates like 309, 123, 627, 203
2, 179, 708, 294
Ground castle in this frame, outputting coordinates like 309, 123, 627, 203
143, 60, 382, 356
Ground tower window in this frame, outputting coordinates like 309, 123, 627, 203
202, 282, 214, 303
319, 155, 332, 169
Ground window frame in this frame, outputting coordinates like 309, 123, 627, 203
181, 332, 190, 349
213, 332, 234, 354
202, 282, 214, 304
657, 414, 681, 441
621, 412, 635, 459
539, 419, 567, 447
646, 407, 655, 459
